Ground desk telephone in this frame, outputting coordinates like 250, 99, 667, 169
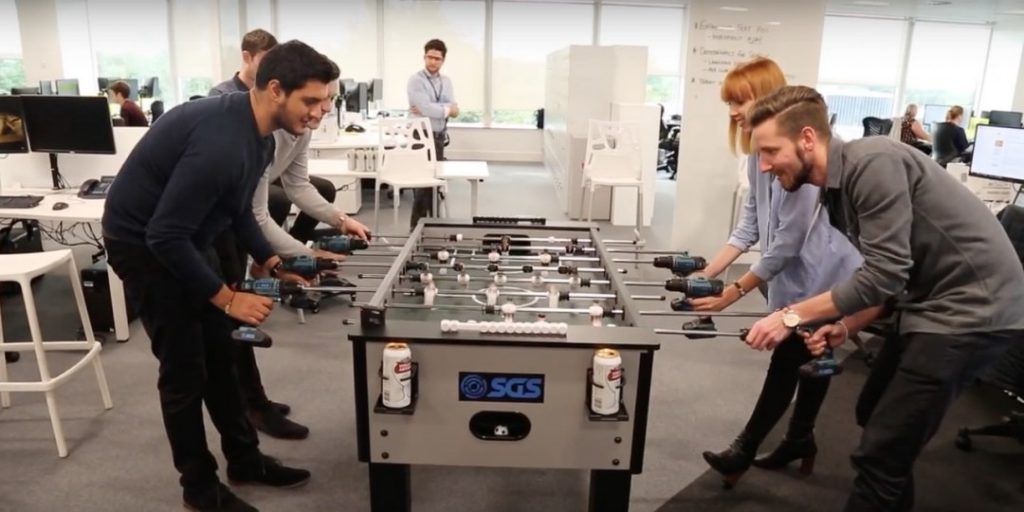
78, 176, 115, 199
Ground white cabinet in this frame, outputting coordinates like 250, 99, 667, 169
544, 45, 648, 220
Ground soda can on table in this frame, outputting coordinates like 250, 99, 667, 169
591, 348, 622, 415
382, 342, 413, 408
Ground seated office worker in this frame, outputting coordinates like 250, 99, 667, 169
693, 57, 862, 488
744, 86, 1024, 512
101, 41, 340, 511
210, 28, 343, 245
407, 38, 458, 230
107, 80, 149, 127
930, 105, 970, 167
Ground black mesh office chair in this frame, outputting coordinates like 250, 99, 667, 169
150, 100, 165, 123
656, 104, 680, 180
862, 116, 893, 137
955, 205, 1024, 454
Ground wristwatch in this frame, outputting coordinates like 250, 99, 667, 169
782, 308, 802, 328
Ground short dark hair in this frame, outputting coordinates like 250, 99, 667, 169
748, 85, 832, 142
242, 29, 278, 55
424, 39, 447, 58
109, 80, 131, 99
255, 40, 340, 94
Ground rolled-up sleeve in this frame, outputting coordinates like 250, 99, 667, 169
750, 184, 819, 282
830, 153, 913, 315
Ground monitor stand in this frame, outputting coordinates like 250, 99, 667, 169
49, 153, 66, 190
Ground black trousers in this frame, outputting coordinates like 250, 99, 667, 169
410, 133, 445, 230
741, 333, 831, 448
845, 329, 1021, 512
105, 238, 260, 496
268, 174, 337, 244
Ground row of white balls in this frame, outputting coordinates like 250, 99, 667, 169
439, 319, 570, 335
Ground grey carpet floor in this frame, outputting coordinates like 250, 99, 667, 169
0, 164, 1021, 512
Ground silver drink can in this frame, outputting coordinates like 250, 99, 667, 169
382, 342, 413, 408
591, 348, 622, 415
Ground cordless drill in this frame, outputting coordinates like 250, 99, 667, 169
316, 235, 369, 254
796, 327, 844, 378
666, 277, 724, 311
653, 253, 707, 277
239, 278, 303, 298
281, 255, 340, 280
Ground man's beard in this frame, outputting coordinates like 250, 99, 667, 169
275, 104, 308, 137
781, 147, 814, 192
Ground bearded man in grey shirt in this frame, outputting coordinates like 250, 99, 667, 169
743, 85, 1024, 512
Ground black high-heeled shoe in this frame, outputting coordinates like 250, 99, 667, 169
752, 434, 817, 475
702, 434, 755, 489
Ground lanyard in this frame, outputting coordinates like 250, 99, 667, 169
422, 70, 443, 102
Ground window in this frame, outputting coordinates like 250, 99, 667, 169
0, 0, 25, 94
172, 0, 220, 102
382, 0, 486, 124
88, 0, 174, 105
817, 16, 907, 141
245, 0, 273, 32
276, 0, 378, 82
978, 33, 1023, 113
492, 1, 594, 126
598, 4, 685, 117
902, 22, 990, 122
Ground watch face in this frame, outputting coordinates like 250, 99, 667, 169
783, 311, 800, 328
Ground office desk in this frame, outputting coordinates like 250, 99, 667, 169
0, 191, 131, 342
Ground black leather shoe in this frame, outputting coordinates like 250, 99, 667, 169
248, 407, 308, 440
184, 483, 258, 512
702, 434, 756, 489
4, 352, 19, 363
228, 455, 311, 489
268, 400, 291, 417
752, 435, 817, 475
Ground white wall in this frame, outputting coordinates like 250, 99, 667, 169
671, 0, 827, 256
1013, 50, 1024, 112
446, 127, 543, 163
14, 0, 63, 84
0, 128, 148, 191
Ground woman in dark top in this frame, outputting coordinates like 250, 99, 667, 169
931, 105, 970, 166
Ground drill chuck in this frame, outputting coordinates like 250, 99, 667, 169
665, 277, 724, 297
653, 254, 707, 276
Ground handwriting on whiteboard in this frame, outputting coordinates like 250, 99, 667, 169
690, 19, 774, 88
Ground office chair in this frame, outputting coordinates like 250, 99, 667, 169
955, 205, 1024, 454
829, 113, 838, 128
657, 125, 680, 180
862, 116, 893, 137
150, 100, 165, 123
111, 117, 126, 127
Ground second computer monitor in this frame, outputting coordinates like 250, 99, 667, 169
39, 81, 54, 95
988, 110, 1023, 128
0, 96, 29, 154
55, 78, 80, 96
345, 81, 368, 113
368, 78, 383, 103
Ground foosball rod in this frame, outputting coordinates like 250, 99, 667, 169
416, 244, 597, 254
397, 289, 665, 301
640, 310, 765, 318
378, 233, 603, 244
464, 254, 601, 263
655, 328, 749, 338
381, 302, 626, 316
359, 273, 613, 286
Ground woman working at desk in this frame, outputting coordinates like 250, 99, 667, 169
931, 105, 970, 167
900, 104, 932, 155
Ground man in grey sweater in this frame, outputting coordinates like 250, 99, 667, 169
743, 85, 1024, 511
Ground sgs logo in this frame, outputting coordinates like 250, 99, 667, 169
459, 373, 545, 403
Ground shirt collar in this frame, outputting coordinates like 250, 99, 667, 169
232, 72, 250, 92
825, 137, 844, 190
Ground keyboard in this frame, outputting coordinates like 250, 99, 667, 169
0, 195, 44, 209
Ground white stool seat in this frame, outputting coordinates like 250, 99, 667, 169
375, 118, 449, 232
0, 249, 113, 458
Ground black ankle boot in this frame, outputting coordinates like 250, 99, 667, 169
702, 433, 756, 489
752, 434, 817, 475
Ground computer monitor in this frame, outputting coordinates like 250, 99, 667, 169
11, 87, 40, 95
21, 96, 115, 154
923, 104, 950, 131
140, 76, 159, 98
39, 81, 54, 95
0, 96, 29, 154
345, 82, 368, 113
967, 117, 990, 141
969, 125, 1024, 185
97, 77, 110, 91
368, 78, 383, 103
988, 110, 1023, 128
55, 78, 80, 96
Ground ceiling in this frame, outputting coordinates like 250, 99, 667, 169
825, 0, 1024, 24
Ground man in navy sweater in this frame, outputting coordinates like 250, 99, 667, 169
102, 41, 337, 512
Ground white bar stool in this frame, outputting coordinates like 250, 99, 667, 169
0, 249, 113, 458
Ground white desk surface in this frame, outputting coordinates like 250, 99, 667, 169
306, 159, 374, 178
309, 132, 380, 150
307, 159, 490, 181
437, 161, 489, 180
0, 189, 104, 223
